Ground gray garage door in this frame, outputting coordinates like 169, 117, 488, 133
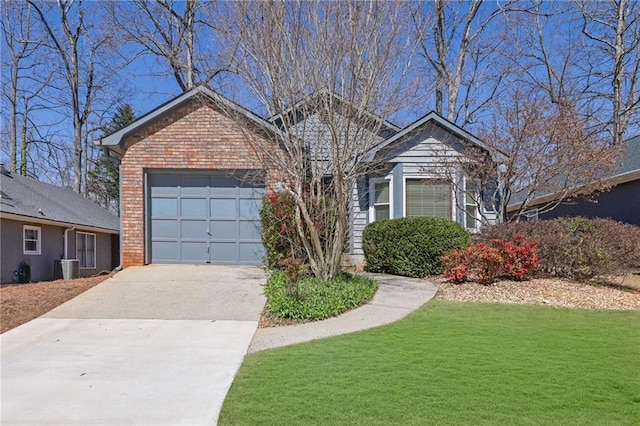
148, 172, 265, 265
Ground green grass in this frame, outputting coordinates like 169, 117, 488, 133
220, 301, 640, 425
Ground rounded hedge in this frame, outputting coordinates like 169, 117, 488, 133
362, 217, 471, 278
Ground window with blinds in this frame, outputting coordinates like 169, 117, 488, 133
405, 179, 451, 219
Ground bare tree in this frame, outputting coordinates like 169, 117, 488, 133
581, 0, 640, 145
1, 1, 51, 175
413, 0, 521, 125
28, 0, 118, 193
108, 0, 224, 92
219, 1, 420, 279
481, 89, 620, 221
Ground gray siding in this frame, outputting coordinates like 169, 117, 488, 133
1, 219, 64, 283
538, 180, 640, 226
0, 218, 114, 283
349, 178, 369, 257
349, 125, 487, 261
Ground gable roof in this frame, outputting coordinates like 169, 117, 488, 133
0, 168, 119, 233
370, 111, 508, 163
507, 134, 640, 212
97, 85, 281, 157
269, 89, 401, 136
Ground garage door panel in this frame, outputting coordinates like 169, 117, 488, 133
180, 220, 208, 239
152, 198, 178, 216
152, 219, 180, 239
181, 198, 207, 217
210, 220, 238, 240
150, 175, 180, 195
149, 171, 265, 265
181, 242, 209, 262
152, 241, 180, 262
211, 199, 236, 219
238, 185, 265, 197
239, 199, 261, 219
180, 176, 209, 194
211, 242, 238, 262
240, 243, 264, 262
239, 221, 261, 240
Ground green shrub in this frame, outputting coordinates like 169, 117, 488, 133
264, 271, 378, 321
481, 217, 640, 280
363, 217, 471, 278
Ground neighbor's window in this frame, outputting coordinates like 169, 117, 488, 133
406, 179, 451, 219
465, 180, 479, 230
77, 232, 96, 268
373, 181, 390, 221
23, 225, 41, 255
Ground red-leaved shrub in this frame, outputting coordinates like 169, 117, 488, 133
441, 233, 539, 285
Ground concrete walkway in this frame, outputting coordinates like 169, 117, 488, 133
1, 265, 266, 426
249, 273, 438, 353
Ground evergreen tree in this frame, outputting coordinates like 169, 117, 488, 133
88, 104, 135, 213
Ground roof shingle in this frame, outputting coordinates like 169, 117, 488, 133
0, 169, 119, 232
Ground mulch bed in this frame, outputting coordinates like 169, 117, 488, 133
1, 274, 111, 333
434, 275, 640, 310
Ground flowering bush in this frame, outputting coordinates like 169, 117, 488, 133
441, 233, 539, 285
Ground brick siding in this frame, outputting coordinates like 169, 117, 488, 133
120, 98, 278, 267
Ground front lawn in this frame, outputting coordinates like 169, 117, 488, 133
220, 300, 640, 425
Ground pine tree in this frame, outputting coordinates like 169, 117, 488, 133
88, 104, 135, 213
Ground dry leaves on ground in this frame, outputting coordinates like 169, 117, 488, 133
434, 275, 640, 311
0, 275, 110, 333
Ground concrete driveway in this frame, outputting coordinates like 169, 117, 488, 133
1, 265, 266, 426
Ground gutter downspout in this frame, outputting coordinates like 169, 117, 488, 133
100, 139, 123, 272
64, 226, 75, 259
114, 151, 123, 271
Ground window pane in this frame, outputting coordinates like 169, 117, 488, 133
375, 205, 390, 221
374, 182, 389, 204
25, 241, 37, 251
466, 206, 478, 229
25, 229, 38, 240
406, 180, 450, 218
465, 180, 476, 204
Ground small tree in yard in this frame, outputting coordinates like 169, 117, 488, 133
443, 89, 622, 223
488, 90, 621, 221
219, 1, 421, 280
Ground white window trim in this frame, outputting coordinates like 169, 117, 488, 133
76, 232, 97, 269
369, 177, 393, 222
23, 225, 41, 255
403, 176, 455, 220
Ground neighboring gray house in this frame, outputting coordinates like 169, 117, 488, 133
507, 135, 640, 226
0, 165, 119, 283
97, 85, 501, 266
